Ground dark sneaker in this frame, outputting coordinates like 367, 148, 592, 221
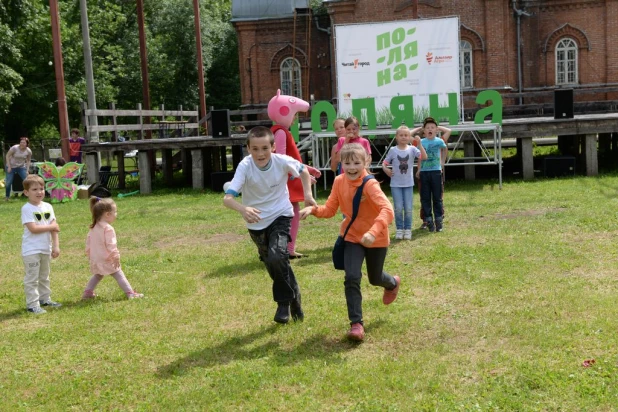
347, 323, 365, 341
436, 221, 443, 232
27, 306, 47, 314
40, 300, 62, 308
427, 221, 435, 232
420, 221, 428, 230
383, 275, 401, 305
274, 302, 290, 324
290, 295, 304, 322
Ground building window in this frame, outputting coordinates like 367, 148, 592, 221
556, 38, 578, 85
280, 58, 302, 98
459, 40, 473, 89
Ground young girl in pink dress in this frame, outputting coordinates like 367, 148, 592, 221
82, 197, 144, 300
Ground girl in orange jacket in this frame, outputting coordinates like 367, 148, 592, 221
300, 143, 400, 342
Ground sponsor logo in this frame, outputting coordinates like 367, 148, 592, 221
341, 58, 371, 69
426, 52, 453, 65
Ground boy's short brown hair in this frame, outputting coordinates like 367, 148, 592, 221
23, 174, 45, 191
423, 117, 438, 128
246, 126, 274, 146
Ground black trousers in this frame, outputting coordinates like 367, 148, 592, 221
249, 216, 300, 304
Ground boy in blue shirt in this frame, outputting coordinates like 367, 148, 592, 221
415, 117, 450, 232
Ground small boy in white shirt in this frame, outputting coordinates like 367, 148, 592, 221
20, 174, 62, 314
223, 126, 316, 324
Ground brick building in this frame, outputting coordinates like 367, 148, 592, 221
231, 0, 618, 115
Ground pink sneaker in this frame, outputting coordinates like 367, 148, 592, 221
347, 323, 365, 341
127, 291, 144, 299
82, 290, 96, 300
382, 275, 400, 305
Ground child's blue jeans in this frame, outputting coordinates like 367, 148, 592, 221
391, 186, 413, 230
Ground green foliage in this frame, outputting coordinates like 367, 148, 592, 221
1, 0, 238, 139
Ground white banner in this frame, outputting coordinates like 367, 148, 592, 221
335, 17, 460, 120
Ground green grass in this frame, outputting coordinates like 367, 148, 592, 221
2, 173, 618, 409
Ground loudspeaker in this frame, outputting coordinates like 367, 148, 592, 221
211, 109, 230, 138
544, 156, 576, 178
210, 171, 235, 192
554, 89, 574, 119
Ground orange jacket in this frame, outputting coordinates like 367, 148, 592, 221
312, 170, 393, 247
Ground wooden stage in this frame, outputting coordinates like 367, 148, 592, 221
82, 136, 246, 194
81, 113, 618, 194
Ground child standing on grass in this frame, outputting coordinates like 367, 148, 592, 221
20, 175, 61, 314
300, 143, 399, 342
330, 117, 348, 173
382, 126, 427, 240
223, 126, 317, 324
415, 117, 450, 232
82, 197, 144, 300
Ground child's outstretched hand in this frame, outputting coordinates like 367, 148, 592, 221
241, 206, 261, 224
299, 206, 314, 220
361, 232, 375, 247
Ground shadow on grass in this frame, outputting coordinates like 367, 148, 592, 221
203, 260, 263, 279
156, 321, 386, 378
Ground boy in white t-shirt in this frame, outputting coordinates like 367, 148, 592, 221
223, 126, 317, 324
20, 175, 62, 314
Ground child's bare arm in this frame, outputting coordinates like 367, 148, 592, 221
299, 167, 317, 207
438, 126, 452, 142
51, 231, 60, 258
223, 194, 261, 224
24, 221, 60, 234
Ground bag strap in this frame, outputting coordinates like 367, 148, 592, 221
341, 175, 375, 241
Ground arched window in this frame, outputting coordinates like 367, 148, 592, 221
280, 58, 302, 98
459, 40, 473, 89
556, 38, 578, 85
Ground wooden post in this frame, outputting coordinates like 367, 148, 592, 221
583, 133, 598, 176
162, 149, 174, 185
191, 148, 205, 189
109, 102, 118, 142
137, 103, 143, 140
116, 151, 126, 190
519, 137, 534, 179
85, 151, 100, 186
138, 151, 152, 194
80, 101, 90, 141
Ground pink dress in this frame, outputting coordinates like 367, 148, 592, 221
86, 222, 121, 275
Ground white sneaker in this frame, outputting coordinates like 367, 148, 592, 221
403, 229, 412, 240
27, 306, 47, 314
395, 230, 403, 240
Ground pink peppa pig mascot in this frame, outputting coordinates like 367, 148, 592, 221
268, 89, 321, 259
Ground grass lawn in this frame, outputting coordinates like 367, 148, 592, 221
1, 173, 618, 410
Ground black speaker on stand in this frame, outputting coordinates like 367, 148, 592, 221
554, 89, 574, 119
211, 109, 230, 138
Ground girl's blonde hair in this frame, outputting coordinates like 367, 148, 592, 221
89, 196, 116, 228
396, 125, 410, 134
339, 143, 367, 164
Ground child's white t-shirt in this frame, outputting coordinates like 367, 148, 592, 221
21, 201, 56, 256
227, 153, 303, 230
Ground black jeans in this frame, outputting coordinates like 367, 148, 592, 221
249, 216, 300, 304
343, 242, 397, 325
420, 170, 443, 223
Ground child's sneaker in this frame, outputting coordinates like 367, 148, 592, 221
40, 300, 62, 308
395, 230, 403, 240
420, 221, 428, 230
82, 290, 97, 300
127, 291, 144, 299
403, 229, 412, 240
436, 221, 443, 232
427, 221, 435, 232
27, 306, 47, 314
347, 323, 365, 341
383, 275, 401, 305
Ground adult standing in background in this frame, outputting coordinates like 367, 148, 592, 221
5, 137, 32, 201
